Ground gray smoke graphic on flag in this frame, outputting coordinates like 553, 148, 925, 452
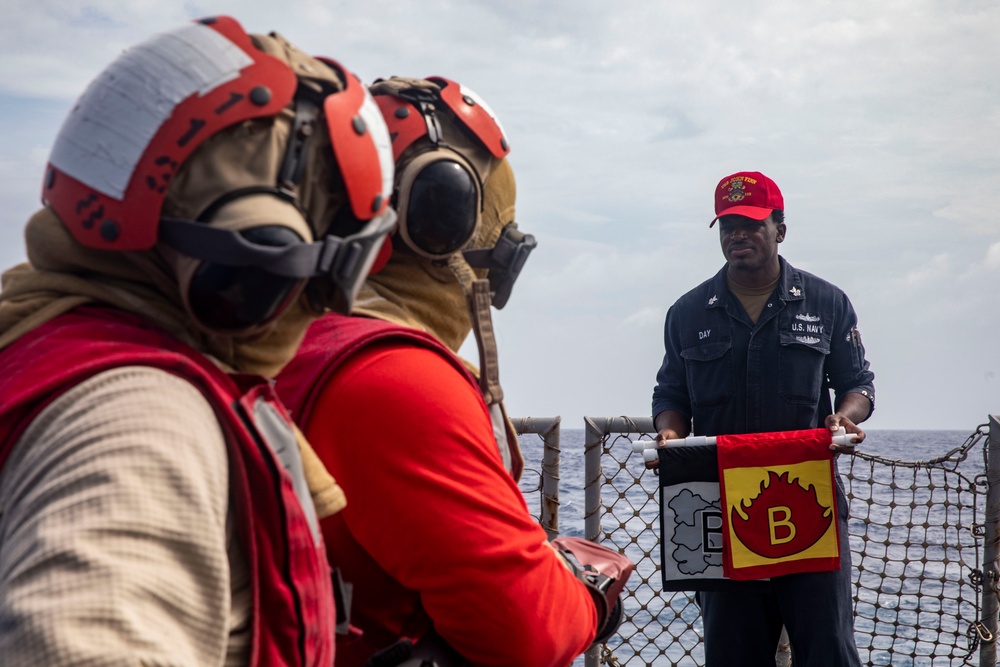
668, 488, 723, 574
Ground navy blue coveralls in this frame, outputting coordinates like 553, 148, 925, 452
652, 256, 875, 667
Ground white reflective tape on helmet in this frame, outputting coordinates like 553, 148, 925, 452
458, 83, 507, 146
320, 59, 394, 220
43, 15, 298, 251
428, 76, 510, 159
357, 87, 394, 215
49, 22, 252, 200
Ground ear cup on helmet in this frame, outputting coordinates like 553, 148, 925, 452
406, 161, 478, 255
400, 159, 479, 258
188, 225, 306, 330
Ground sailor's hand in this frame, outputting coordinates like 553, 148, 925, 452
645, 429, 681, 472
826, 413, 865, 453
655, 429, 682, 446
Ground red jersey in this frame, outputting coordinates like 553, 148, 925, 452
277, 313, 597, 666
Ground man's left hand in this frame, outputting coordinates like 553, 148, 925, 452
826, 413, 865, 453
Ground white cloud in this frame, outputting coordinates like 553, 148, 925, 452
622, 306, 665, 329
933, 174, 1000, 236
901, 253, 951, 287
984, 242, 1000, 271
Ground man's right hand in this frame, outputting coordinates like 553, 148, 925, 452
650, 410, 691, 472
655, 429, 682, 445
645, 429, 682, 472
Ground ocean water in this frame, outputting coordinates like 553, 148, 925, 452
516, 427, 988, 666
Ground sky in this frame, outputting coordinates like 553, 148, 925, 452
1, 1, 998, 432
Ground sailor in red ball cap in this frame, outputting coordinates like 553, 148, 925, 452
651, 171, 875, 665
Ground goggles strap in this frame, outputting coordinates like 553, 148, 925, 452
159, 209, 395, 280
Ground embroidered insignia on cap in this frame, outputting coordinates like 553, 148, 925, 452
726, 180, 747, 203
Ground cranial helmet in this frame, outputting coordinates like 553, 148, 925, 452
370, 76, 534, 309
42, 16, 395, 332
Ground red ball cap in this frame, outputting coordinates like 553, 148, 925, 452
709, 171, 783, 227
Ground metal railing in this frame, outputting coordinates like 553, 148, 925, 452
514, 415, 1000, 667
512, 416, 561, 541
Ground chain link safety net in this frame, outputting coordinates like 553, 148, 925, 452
577, 421, 993, 667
